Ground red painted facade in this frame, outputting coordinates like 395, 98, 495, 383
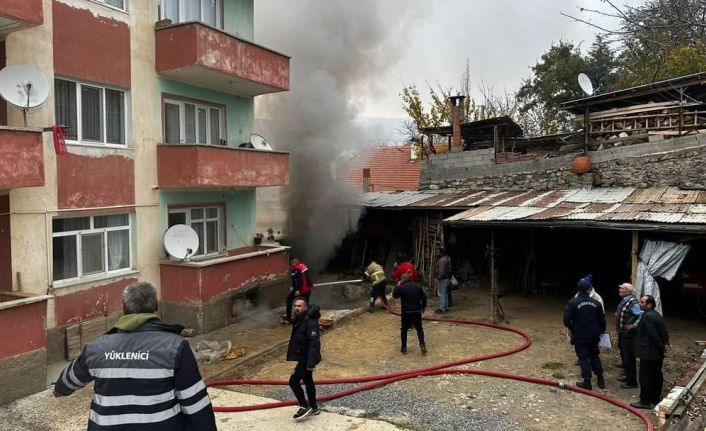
57, 153, 134, 209
157, 144, 289, 189
0, 298, 47, 358
155, 23, 289, 96
0, 0, 43, 26
160, 247, 289, 303
52, 1, 130, 88
53, 277, 136, 326
0, 128, 44, 189
0, 196, 10, 291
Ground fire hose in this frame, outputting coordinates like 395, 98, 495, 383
208, 299, 654, 431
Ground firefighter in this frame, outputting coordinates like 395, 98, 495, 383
283, 257, 314, 324
364, 258, 388, 312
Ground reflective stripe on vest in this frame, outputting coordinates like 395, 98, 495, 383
370, 270, 385, 285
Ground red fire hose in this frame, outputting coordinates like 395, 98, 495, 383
208, 306, 654, 431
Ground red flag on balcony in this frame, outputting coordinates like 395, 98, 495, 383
52, 125, 68, 155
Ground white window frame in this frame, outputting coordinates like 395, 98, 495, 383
162, 0, 223, 29
91, 0, 128, 13
52, 214, 133, 284
163, 98, 226, 146
55, 77, 129, 148
168, 206, 224, 258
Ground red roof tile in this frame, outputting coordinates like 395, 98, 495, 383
342, 145, 421, 192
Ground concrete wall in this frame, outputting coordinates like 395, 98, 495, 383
421, 135, 706, 190
0, 349, 46, 405
224, 0, 254, 40
157, 78, 254, 148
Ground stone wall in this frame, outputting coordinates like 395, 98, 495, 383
420, 135, 706, 191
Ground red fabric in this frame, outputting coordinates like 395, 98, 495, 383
390, 262, 418, 282
292, 262, 313, 295
52, 125, 68, 155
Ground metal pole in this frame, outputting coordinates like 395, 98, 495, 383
314, 279, 363, 287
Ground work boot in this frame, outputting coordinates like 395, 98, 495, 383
367, 303, 374, 313
420, 344, 427, 354
596, 374, 605, 389
575, 380, 592, 390
400, 347, 407, 355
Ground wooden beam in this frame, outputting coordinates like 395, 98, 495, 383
631, 230, 639, 286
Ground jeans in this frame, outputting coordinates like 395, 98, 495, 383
289, 361, 317, 409
437, 278, 449, 311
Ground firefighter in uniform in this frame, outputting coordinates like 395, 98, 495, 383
364, 259, 388, 312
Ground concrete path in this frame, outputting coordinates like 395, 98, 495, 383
0, 386, 403, 430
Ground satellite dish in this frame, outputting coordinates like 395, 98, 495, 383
249, 133, 273, 151
0, 65, 49, 126
163, 224, 199, 260
577, 73, 594, 96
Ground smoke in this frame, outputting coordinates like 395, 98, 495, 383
254, 1, 427, 270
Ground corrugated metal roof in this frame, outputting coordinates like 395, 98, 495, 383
362, 186, 706, 228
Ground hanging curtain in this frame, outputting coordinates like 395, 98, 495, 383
635, 239, 690, 315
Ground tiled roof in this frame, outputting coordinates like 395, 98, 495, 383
343, 145, 421, 192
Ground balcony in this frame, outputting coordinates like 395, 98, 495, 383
155, 22, 289, 97
0, 0, 43, 37
0, 126, 44, 189
157, 144, 289, 189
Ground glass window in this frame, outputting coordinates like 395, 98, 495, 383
168, 206, 223, 258
164, 0, 178, 22
202, 0, 217, 26
52, 214, 131, 282
105, 0, 126, 10
162, 0, 222, 28
55, 78, 127, 146
163, 98, 225, 145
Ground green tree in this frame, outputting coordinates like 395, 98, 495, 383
585, 35, 617, 92
516, 41, 587, 134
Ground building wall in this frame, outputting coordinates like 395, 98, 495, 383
157, 78, 254, 148
159, 189, 256, 251
421, 135, 706, 190
224, 0, 254, 40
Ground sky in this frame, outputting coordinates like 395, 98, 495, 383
255, 0, 643, 121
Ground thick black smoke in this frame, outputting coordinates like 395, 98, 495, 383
254, 1, 426, 270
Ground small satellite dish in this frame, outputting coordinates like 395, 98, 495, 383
163, 224, 199, 260
577, 73, 594, 96
249, 133, 274, 151
0, 65, 49, 126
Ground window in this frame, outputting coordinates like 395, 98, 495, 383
90, 0, 127, 11
52, 214, 132, 282
55, 78, 127, 146
163, 0, 223, 28
168, 206, 223, 258
164, 98, 225, 145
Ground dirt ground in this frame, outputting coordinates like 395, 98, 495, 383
213, 283, 706, 431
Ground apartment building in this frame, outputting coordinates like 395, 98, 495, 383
0, 0, 290, 404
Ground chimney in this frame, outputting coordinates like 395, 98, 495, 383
449, 95, 465, 150
362, 168, 371, 192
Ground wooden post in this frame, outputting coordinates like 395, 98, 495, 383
490, 229, 496, 321
584, 107, 590, 152
631, 230, 639, 286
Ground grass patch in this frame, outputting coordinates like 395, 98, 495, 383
541, 361, 565, 370
551, 372, 566, 379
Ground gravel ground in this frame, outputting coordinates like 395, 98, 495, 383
263, 380, 527, 431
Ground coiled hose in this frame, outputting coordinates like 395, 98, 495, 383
208, 304, 653, 431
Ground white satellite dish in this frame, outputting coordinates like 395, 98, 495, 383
577, 73, 594, 96
249, 133, 273, 151
0, 65, 49, 126
163, 224, 199, 260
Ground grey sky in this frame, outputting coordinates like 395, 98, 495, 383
256, 1, 643, 120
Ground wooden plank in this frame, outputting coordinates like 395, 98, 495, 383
106, 311, 122, 330
80, 316, 108, 349
66, 323, 82, 360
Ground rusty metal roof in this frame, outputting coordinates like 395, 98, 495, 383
363, 186, 706, 228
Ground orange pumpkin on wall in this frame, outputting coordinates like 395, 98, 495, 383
572, 155, 592, 174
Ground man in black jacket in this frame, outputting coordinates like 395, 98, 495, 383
631, 295, 670, 409
287, 297, 322, 421
392, 272, 427, 354
53, 282, 217, 431
564, 278, 606, 390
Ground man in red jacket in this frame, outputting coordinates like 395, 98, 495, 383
390, 253, 418, 284
283, 258, 314, 324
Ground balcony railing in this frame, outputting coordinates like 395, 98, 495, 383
155, 22, 289, 97
0, 126, 44, 189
